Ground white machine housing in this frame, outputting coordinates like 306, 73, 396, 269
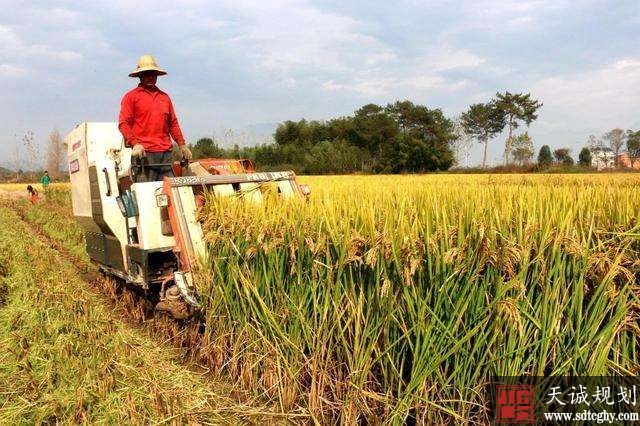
66, 122, 180, 286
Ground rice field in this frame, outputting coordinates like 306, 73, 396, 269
195, 174, 640, 423
1, 174, 639, 424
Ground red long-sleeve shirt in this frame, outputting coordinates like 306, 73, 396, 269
118, 84, 185, 152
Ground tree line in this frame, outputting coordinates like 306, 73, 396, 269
531, 129, 640, 170
189, 92, 639, 173
192, 101, 457, 174
191, 92, 546, 174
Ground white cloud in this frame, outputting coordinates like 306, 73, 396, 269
441, 0, 578, 35
224, 4, 395, 74
21, 6, 82, 25
505, 15, 534, 29
363, 51, 397, 66
0, 24, 20, 46
0, 63, 28, 77
532, 57, 640, 132
0, 24, 82, 65
496, 0, 573, 13
417, 48, 486, 72
614, 59, 640, 70
322, 73, 468, 97
316, 44, 481, 97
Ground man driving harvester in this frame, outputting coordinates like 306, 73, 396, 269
118, 55, 192, 182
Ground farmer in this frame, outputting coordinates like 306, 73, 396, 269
40, 170, 51, 189
27, 185, 39, 205
118, 55, 192, 182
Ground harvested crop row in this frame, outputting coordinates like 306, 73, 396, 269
0, 205, 273, 424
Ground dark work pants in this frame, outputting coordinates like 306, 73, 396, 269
132, 151, 174, 182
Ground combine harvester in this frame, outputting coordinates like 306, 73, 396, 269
66, 122, 309, 318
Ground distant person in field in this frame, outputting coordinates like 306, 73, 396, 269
118, 55, 192, 182
27, 185, 39, 205
40, 170, 51, 190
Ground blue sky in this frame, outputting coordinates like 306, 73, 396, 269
1, 0, 638, 168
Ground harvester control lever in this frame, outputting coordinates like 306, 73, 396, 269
102, 168, 112, 196
131, 157, 189, 182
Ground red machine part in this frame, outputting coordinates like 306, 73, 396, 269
172, 158, 255, 177
162, 177, 194, 273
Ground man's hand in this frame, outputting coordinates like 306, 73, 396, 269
180, 145, 192, 160
131, 143, 146, 158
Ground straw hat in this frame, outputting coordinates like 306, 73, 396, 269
128, 55, 167, 77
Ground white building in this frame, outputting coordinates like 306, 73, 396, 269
591, 148, 615, 170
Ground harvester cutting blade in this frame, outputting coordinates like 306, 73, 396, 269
163, 170, 308, 273
174, 271, 200, 308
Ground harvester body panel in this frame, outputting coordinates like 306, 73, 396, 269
66, 122, 130, 272
130, 181, 176, 250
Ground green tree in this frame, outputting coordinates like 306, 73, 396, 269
578, 147, 592, 167
385, 100, 417, 133
537, 145, 553, 167
510, 132, 534, 165
494, 92, 543, 165
307, 120, 330, 145
251, 100, 458, 174
377, 133, 453, 173
352, 103, 398, 156
303, 140, 365, 174
381, 101, 456, 172
460, 102, 505, 168
553, 148, 573, 166
192, 137, 224, 159
275, 120, 311, 146
626, 130, 640, 167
